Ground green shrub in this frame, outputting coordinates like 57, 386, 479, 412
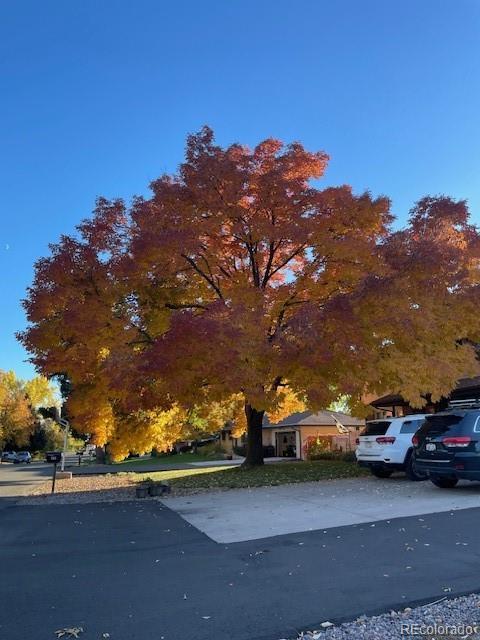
304, 435, 356, 463
199, 442, 227, 458
233, 445, 246, 456
304, 435, 332, 459
309, 449, 356, 463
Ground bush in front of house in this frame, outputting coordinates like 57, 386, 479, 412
304, 436, 356, 463
233, 445, 247, 456
303, 435, 332, 459
309, 450, 356, 463
199, 442, 228, 458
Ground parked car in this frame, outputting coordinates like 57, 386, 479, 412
413, 401, 480, 488
76, 445, 96, 457
14, 451, 32, 464
356, 415, 428, 480
1, 451, 17, 462
174, 435, 219, 454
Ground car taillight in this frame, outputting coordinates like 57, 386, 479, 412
441, 436, 472, 448
412, 434, 419, 446
376, 436, 396, 444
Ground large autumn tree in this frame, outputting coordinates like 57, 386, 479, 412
20, 128, 480, 465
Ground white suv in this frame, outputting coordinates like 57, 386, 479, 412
356, 415, 428, 480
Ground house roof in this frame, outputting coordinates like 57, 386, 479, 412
370, 393, 408, 408
263, 410, 364, 429
370, 377, 480, 409
454, 376, 480, 392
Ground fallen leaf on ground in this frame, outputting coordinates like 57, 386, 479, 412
55, 628, 84, 638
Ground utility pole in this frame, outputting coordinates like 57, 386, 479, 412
58, 417, 69, 472
52, 406, 69, 472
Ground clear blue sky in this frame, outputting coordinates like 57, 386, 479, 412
1, 0, 479, 379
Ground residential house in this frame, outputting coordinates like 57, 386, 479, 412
221, 410, 365, 460
262, 411, 364, 459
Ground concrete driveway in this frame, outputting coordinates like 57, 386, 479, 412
162, 475, 480, 542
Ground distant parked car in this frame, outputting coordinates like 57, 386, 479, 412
356, 415, 428, 480
413, 401, 480, 488
174, 435, 220, 454
14, 451, 32, 464
1, 451, 17, 462
76, 445, 96, 457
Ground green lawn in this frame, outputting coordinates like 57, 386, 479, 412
114, 452, 224, 466
135, 459, 368, 492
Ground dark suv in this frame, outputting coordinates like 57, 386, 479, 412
413, 404, 480, 488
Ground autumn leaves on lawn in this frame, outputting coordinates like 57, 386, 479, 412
19, 127, 480, 464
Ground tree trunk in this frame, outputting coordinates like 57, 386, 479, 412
242, 404, 265, 467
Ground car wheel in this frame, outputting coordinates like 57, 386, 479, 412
370, 466, 393, 478
430, 476, 458, 489
405, 453, 427, 481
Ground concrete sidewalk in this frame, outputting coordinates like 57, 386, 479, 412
162, 475, 480, 542
67, 456, 290, 475
68, 460, 219, 474
66, 458, 240, 475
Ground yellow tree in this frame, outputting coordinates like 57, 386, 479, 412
24, 375, 57, 408
0, 371, 34, 449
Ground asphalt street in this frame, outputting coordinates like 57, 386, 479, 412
2, 499, 480, 640
0, 461, 51, 498
0, 456, 88, 499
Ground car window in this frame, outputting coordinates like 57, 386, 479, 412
362, 421, 391, 436
419, 413, 465, 437
400, 419, 424, 434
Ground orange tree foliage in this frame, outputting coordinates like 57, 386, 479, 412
19, 128, 480, 465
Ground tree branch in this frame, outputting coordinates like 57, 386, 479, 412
245, 241, 260, 287
261, 240, 278, 288
268, 244, 307, 280
181, 254, 224, 300
271, 376, 283, 391
268, 295, 308, 341
165, 302, 207, 310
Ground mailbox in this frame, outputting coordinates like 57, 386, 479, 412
46, 451, 62, 464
